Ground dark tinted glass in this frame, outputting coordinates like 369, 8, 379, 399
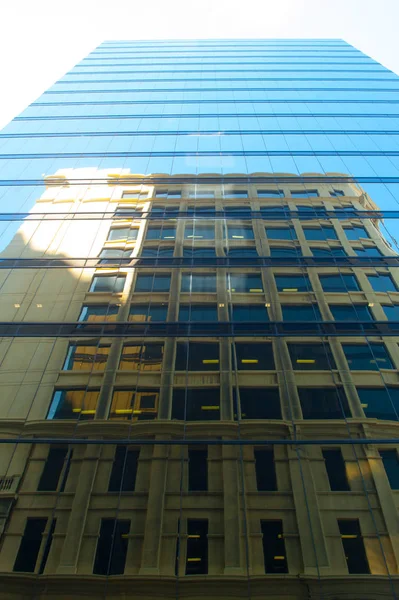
228, 273, 263, 292
343, 344, 394, 370
185, 520, 208, 575
266, 227, 297, 240
343, 226, 369, 240
355, 247, 382, 257
330, 305, 373, 321
367, 275, 397, 293
234, 343, 275, 370
338, 520, 369, 574
188, 448, 208, 491
172, 388, 220, 421
231, 304, 269, 322
179, 304, 218, 321
303, 226, 338, 240
319, 274, 359, 292
254, 449, 277, 491
275, 275, 311, 292
93, 519, 130, 575
322, 449, 350, 491
108, 446, 139, 492
129, 304, 168, 321
37, 447, 68, 491
383, 305, 399, 320
299, 388, 351, 419
134, 273, 171, 292
270, 247, 302, 257
357, 388, 399, 421
282, 305, 321, 321
234, 388, 281, 419
13, 518, 47, 572
379, 450, 399, 489
175, 342, 219, 370
261, 521, 288, 573
181, 273, 216, 292
288, 343, 336, 370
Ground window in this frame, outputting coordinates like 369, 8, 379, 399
93, 519, 130, 575
234, 343, 275, 370
343, 344, 394, 370
188, 448, 208, 491
108, 446, 139, 492
303, 226, 338, 241
367, 275, 397, 293
379, 450, 399, 489
122, 191, 147, 200
357, 388, 399, 420
151, 205, 179, 217
185, 224, 215, 239
322, 449, 350, 491
254, 449, 277, 491
38, 519, 56, 574
106, 227, 139, 242
172, 389, 220, 421
146, 226, 176, 240
89, 275, 125, 293
185, 520, 208, 575
319, 274, 359, 292
179, 304, 218, 321
141, 246, 174, 258
187, 205, 215, 216
231, 304, 269, 322
224, 205, 252, 217
134, 273, 171, 292
183, 247, 216, 257
330, 189, 345, 197
224, 190, 248, 198
109, 389, 159, 420
270, 247, 302, 257
188, 190, 214, 199
37, 447, 68, 491
175, 342, 219, 371
282, 305, 322, 321
119, 343, 164, 371
296, 204, 326, 217
288, 343, 336, 370
114, 206, 141, 218
227, 225, 254, 240
260, 206, 290, 219
155, 189, 181, 198
98, 249, 132, 265
78, 305, 119, 322
227, 273, 264, 293
291, 190, 319, 197
234, 388, 281, 419
258, 189, 283, 198
383, 305, 399, 320
311, 247, 347, 257
275, 274, 311, 292
343, 226, 369, 240
299, 388, 351, 419
356, 247, 382, 257
338, 520, 369, 574
63, 344, 110, 371
129, 303, 168, 321
181, 273, 216, 293
261, 521, 288, 573
13, 518, 49, 573
330, 304, 373, 321
266, 227, 297, 240
47, 389, 99, 420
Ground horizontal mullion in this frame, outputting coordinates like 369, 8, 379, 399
15, 114, 399, 121
4, 150, 399, 158
45, 87, 399, 94
33, 99, 399, 106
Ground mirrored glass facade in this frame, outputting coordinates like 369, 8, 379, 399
0, 39, 398, 600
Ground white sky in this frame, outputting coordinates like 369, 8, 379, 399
0, 0, 398, 130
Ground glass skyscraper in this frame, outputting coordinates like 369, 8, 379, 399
0, 39, 398, 600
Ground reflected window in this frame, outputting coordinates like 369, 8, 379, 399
254, 449, 277, 490
224, 206, 251, 217
338, 520, 369, 574
261, 521, 288, 574
282, 305, 321, 321
357, 388, 399, 420
258, 189, 284, 198
319, 274, 359, 292
108, 446, 139, 492
122, 191, 147, 200
146, 226, 176, 240
63, 344, 110, 371
185, 520, 208, 575
323, 449, 350, 491
260, 206, 290, 219
312, 247, 347, 257
291, 190, 319, 198
223, 190, 248, 198
78, 305, 119, 322
355, 247, 382, 257
129, 304, 168, 321
234, 343, 275, 370
179, 304, 218, 321
299, 388, 351, 419
270, 247, 302, 257
383, 305, 399, 320
109, 389, 159, 420
343, 226, 369, 240
183, 247, 216, 257
188, 448, 208, 491
37, 447, 69, 492
172, 388, 220, 420
93, 519, 130, 575
181, 273, 216, 293
288, 343, 336, 370
151, 205, 179, 217
155, 189, 181, 198
141, 246, 174, 258
266, 227, 297, 240
231, 304, 269, 322
275, 274, 311, 292
89, 275, 125, 293
234, 388, 281, 419
379, 450, 399, 490
226, 247, 259, 257
13, 518, 48, 573
98, 249, 132, 265
47, 389, 99, 420
107, 227, 139, 242
227, 225, 254, 240
188, 191, 214, 199
114, 206, 141, 218
185, 224, 215, 239
303, 226, 338, 241
134, 273, 171, 292
343, 343, 394, 370
227, 273, 263, 293
367, 275, 397, 293
330, 304, 373, 321
329, 189, 345, 197
187, 205, 214, 216
119, 343, 164, 371
175, 342, 219, 371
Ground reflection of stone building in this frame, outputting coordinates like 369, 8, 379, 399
0, 167, 398, 599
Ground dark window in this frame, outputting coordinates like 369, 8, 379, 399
288, 343, 336, 370
129, 303, 168, 321
330, 304, 373, 321
119, 343, 164, 371
155, 189, 181, 198
231, 304, 269, 322
355, 247, 382, 257
258, 189, 283, 197
146, 226, 176, 240
383, 305, 399, 320
107, 227, 139, 242
38, 519, 56, 575
172, 389, 220, 421
108, 446, 139, 492
98, 249, 132, 265
357, 388, 399, 421
343, 344, 394, 370
266, 227, 297, 240
261, 206, 290, 219
303, 226, 338, 240
299, 388, 351, 419
312, 247, 347, 257
183, 247, 216, 257
187, 205, 215, 216
234, 343, 275, 370
186, 520, 208, 575
343, 226, 370, 240
89, 275, 125, 293
188, 448, 208, 491
338, 520, 369, 574
13, 518, 47, 572
78, 305, 119, 322
224, 190, 248, 198
37, 447, 68, 491
93, 519, 130, 575
379, 450, 399, 490
141, 246, 174, 258
63, 344, 109, 371
227, 225, 254, 240
134, 273, 171, 292
224, 205, 252, 217
270, 247, 302, 257
109, 389, 159, 421
181, 273, 216, 292
367, 275, 397, 293
261, 521, 288, 573
150, 204, 179, 217
179, 304, 218, 322
330, 189, 345, 197
291, 190, 319, 197
322, 449, 350, 491
254, 449, 277, 491
185, 224, 215, 239
226, 247, 259, 258
234, 388, 281, 420
47, 389, 99, 420
176, 342, 219, 371
319, 274, 359, 292
275, 275, 311, 292
282, 304, 322, 321
228, 273, 263, 293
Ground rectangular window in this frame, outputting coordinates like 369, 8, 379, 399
186, 520, 208, 575
98, 249, 132, 265
108, 446, 139, 492
288, 343, 336, 370
37, 446, 68, 491
134, 273, 171, 292
275, 274, 311, 292
109, 389, 159, 421
312, 247, 347, 257
270, 247, 302, 257
343, 343, 394, 370
299, 387, 351, 419
38, 519, 56, 575
141, 246, 175, 258
114, 206, 141, 218
367, 275, 397, 293
78, 305, 119, 322
322, 449, 350, 491
254, 449, 277, 491
266, 227, 297, 240
106, 227, 139, 242
119, 343, 164, 371
181, 273, 216, 293
234, 388, 281, 420
224, 205, 252, 217
258, 189, 284, 198
261, 206, 290, 219
187, 205, 215, 216
357, 387, 399, 421
227, 225, 254, 240
379, 450, 399, 489
129, 303, 168, 321
47, 389, 99, 420
330, 189, 345, 197
176, 342, 219, 371
188, 191, 215, 199
343, 226, 369, 240
89, 275, 125, 293
290, 190, 319, 197
188, 448, 208, 491
282, 304, 321, 321
223, 190, 248, 198
231, 304, 269, 322
63, 344, 110, 371
151, 205, 179, 217
179, 304, 218, 322
303, 226, 338, 240
185, 224, 215, 239
319, 274, 359, 292
183, 247, 216, 258
227, 273, 264, 293
226, 247, 258, 258
330, 304, 373, 321
355, 247, 382, 257
338, 520, 369, 574
155, 189, 181, 198
122, 191, 147, 200
234, 343, 275, 370
172, 389, 220, 421
13, 518, 47, 572
261, 521, 288, 573
146, 226, 176, 240
383, 305, 399, 320
93, 519, 130, 575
